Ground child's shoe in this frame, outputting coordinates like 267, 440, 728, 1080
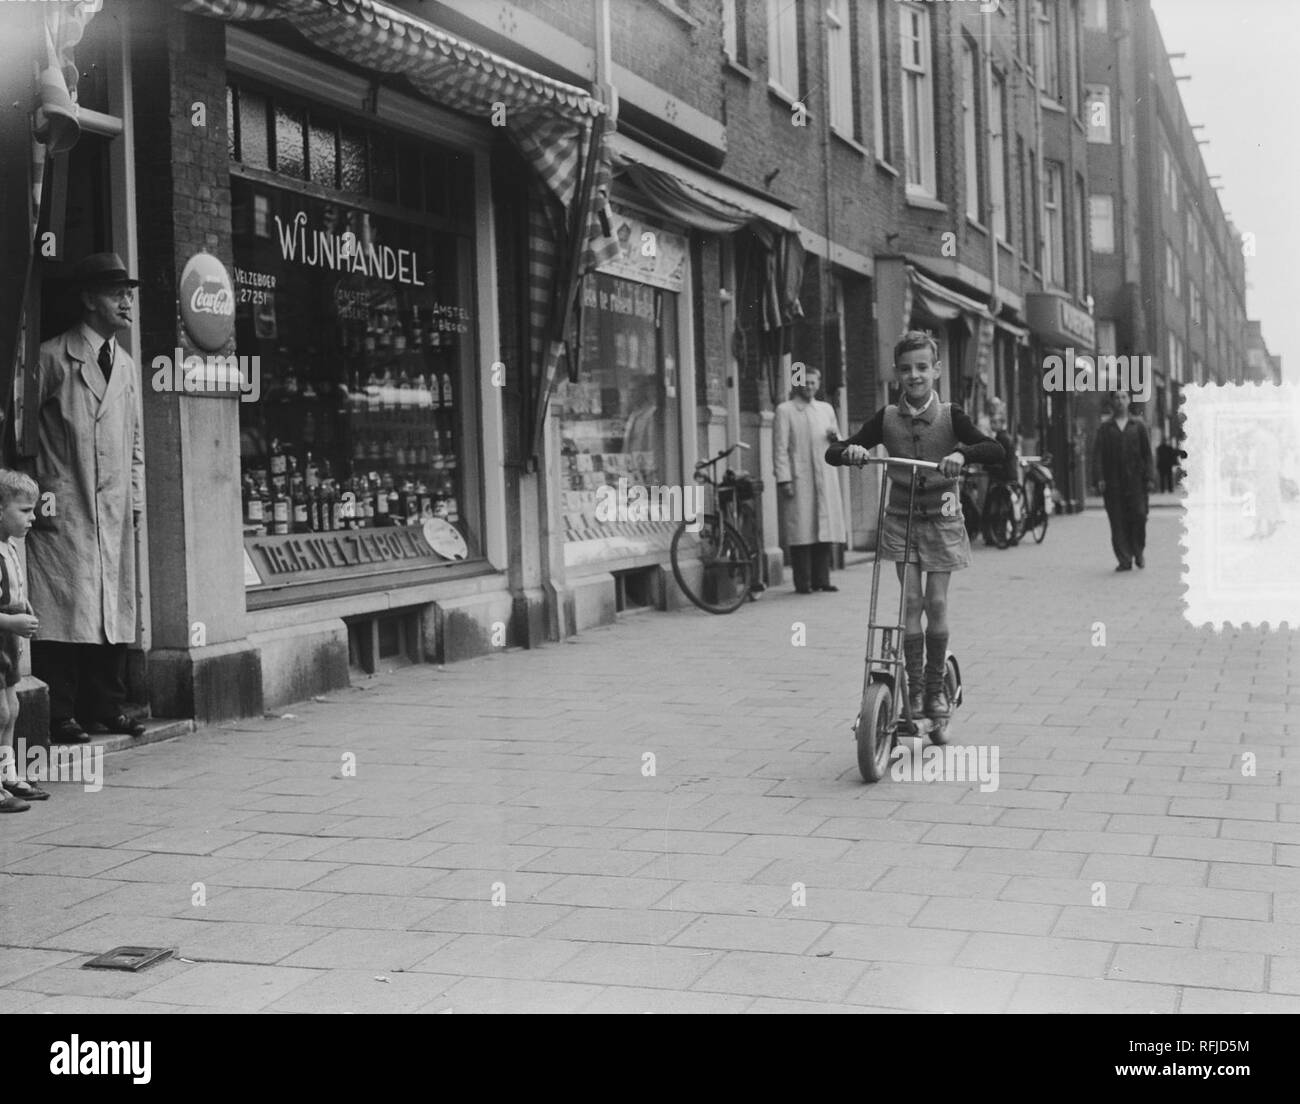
3, 779, 49, 801
0, 791, 30, 813
923, 631, 950, 720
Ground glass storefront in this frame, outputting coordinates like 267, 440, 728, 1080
226, 81, 482, 594
556, 208, 686, 538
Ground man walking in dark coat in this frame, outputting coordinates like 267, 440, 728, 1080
1091, 389, 1155, 571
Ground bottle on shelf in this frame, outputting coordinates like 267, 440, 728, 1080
416, 480, 433, 521
269, 438, 287, 487
243, 474, 265, 532
304, 451, 320, 490
271, 481, 291, 536
258, 472, 273, 530
403, 480, 420, 527
440, 372, 453, 409
385, 474, 402, 526
291, 475, 311, 534
370, 471, 388, 527
410, 305, 424, 352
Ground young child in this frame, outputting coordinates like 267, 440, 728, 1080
826, 331, 1003, 720
0, 470, 45, 811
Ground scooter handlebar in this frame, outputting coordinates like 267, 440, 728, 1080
851, 456, 942, 472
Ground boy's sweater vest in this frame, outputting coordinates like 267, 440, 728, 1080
881, 403, 960, 517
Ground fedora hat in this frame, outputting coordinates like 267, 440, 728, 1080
70, 252, 139, 289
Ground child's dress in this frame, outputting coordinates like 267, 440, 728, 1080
0, 538, 31, 689
827, 398, 1004, 572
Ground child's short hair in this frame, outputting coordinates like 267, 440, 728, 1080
894, 330, 939, 365
0, 470, 39, 507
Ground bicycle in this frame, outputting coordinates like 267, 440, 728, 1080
669, 443, 765, 614
981, 454, 1052, 548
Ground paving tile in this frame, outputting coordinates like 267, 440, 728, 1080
1108, 944, 1265, 991
537, 907, 697, 945
957, 848, 1087, 878
290, 894, 448, 931
0, 948, 81, 986
955, 932, 1112, 977
6, 958, 195, 998
669, 914, 830, 954
805, 923, 969, 967
1197, 918, 1300, 956
299, 864, 448, 896
407, 934, 587, 980
1079, 853, 1209, 887
413, 899, 575, 938
1007, 974, 1177, 1014
305, 838, 448, 867
431, 976, 605, 1014
263, 970, 457, 1012
1177, 989, 1300, 1014
1269, 956, 1300, 995
132, 963, 319, 1011
845, 962, 1019, 1013
534, 874, 683, 910
7, 847, 147, 878
580, 987, 751, 1013
911, 897, 1059, 936
1133, 884, 1271, 922
545, 942, 721, 990
279, 929, 458, 970
691, 951, 867, 1003
1152, 835, 1274, 865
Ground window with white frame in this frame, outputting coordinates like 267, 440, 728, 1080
991, 69, 1008, 239
722, 0, 748, 66
961, 37, 981, 220
1165, 239, 1181, 296
1035, 0, 1059, 99
1089, 194, 1114, 253
767, 0, 800, 99
1043, 160, 1064, 285
826, 0, 858, 138
1085, 0, 1108, 31
1190, 282, 1202, 326
1085, 85, 1111, 143
873, 0, 892, 162
1074, 173, 1088, 293
900, 4, 936, 195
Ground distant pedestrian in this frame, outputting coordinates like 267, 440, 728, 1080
1091, 389, 1154, 571
0, 471, 46, 811
1156, 438, 1178, 493
774, 366, 846, 593
26, 252, 146, 745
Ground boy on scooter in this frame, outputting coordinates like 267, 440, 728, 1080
826, 331, 1003, 721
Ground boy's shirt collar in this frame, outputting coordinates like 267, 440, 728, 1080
900, 391, 937, 421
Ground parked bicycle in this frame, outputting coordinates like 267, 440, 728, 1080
982, 453, 1053, 548
669, 443, 765, 614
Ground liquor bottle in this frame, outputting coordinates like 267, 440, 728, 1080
384, 474, 400, 526
440, 372, 453, 408
243, 475, 265, 531
371, 472, 389, 527
320, 479, 337, 532
269, 438, 287, 484
272, 482, 291, 536
258, 473, 274, 530
417, 480, 433, 520
410, 306, 424, 351
403, 480, 421, 527
304, 450, 321, 490
360, 478, 375, 528
291, 475, 311, 534
394, 314, 407, 356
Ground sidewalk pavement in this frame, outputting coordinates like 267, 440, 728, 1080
1, 507, 1296, 1014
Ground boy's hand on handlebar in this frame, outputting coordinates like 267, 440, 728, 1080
938, 452, 965, 477
841, 444, 871, 467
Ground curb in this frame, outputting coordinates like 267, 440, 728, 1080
93, 718, 195, 755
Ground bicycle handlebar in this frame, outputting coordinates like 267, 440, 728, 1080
695, 442, 751, 472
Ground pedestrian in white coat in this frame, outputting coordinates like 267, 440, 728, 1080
27, 252, 146, 744
774, 366, 846, 593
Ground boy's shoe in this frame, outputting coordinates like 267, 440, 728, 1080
0, 792, 30, 813
907, 682, 926, 721
924, 687, 951, 720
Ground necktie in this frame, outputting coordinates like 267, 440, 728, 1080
98, 340, 112, 383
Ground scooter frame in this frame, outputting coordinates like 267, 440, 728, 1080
851, 456, 964, 783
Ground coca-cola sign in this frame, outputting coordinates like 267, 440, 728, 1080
179, 252, 236, 352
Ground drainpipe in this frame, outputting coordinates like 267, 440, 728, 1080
983, 5, 1000, 417
821, 3, 849, 553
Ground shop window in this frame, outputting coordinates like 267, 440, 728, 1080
397, 141, 423, 212
239, 87, 271, 170
274, 104, 306, 179
309, 120, 338, 189
339, 126, 369, 195
369, 132, 397, 205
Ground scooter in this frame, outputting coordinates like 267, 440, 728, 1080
850, 456, 964, 784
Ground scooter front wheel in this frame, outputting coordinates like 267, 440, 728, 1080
856, 682, 895, 783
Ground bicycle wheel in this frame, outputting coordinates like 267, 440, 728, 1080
982, 485, 1014, 549
1007, 483, 1027, 546
670, 519, 752, 614
855, 680, 895, 783
1031, 498, 1049, 543
736, 502, 766, 597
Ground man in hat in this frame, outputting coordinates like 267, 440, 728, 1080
27, 252, 146, 743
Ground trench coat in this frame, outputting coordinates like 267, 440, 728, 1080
774, 397, 847, 546
25, 327, 145, 644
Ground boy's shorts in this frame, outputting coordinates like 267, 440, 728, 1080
879, 511, 971, 572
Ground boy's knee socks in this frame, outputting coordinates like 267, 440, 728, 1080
903, 633, 925, 685
924, 631, 949, 691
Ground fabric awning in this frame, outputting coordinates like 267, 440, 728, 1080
608, 132, 800, 234
909, 267, 993, 324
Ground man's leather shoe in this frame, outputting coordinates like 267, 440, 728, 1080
815, 585, 839, 592
101, 715, 146, 738
51, 720, 89, 744
1134, 553, 1145, 568
1115, 563, 1132, 572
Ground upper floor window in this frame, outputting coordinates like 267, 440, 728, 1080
1043, 160, 1065, 286
1089, 194, 1115, 253
873, 0, 892, 162
1187, 211, 1200, 254
1034, 0, 1060, 100
1085, 85, 1112, 143
826, 0, 860, 139
900, 4, 936, 196
722, 0, 748, 67
1084, 0, 1108, 31
767, 0, 801, 99
961, 37, 982, 220
990, 68, 1009, 240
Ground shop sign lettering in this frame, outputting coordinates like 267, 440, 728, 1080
249, 527, 447, 578
274, 210, 426, 287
